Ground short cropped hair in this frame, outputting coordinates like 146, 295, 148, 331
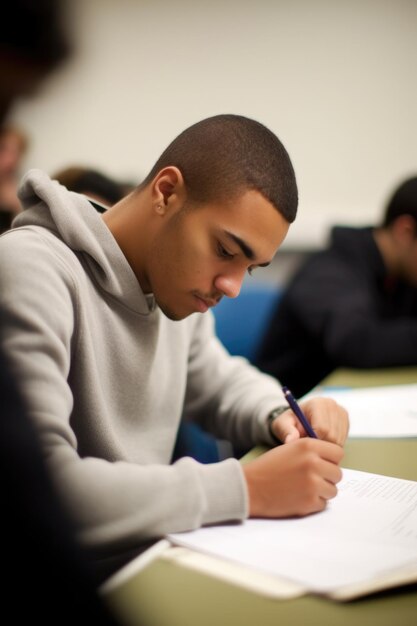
140, 114, 298, 223
382, 176, 417, 227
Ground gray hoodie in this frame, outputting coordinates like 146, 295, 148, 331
0, 169, 285, 575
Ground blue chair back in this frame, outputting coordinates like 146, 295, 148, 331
213, 281, 281, 361
172, 281, 281, 465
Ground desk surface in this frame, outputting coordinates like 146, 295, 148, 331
106, 369, 417, 626
319, 365, 417, 389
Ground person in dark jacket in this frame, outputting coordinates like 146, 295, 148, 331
255, 176, 417, 398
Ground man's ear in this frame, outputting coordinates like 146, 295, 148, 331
391, 214, 417, 244
151, 166, 186, 215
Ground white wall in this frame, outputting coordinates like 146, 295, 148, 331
10, 0, 417, 248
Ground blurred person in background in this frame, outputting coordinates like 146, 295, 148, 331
53, 164, 128, 209
256, 176, 417, 398
0, 0, 128, 622
0, 124, 28, 232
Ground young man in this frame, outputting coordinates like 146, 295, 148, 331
0, 114, 348, 579
256, 176, 417, 398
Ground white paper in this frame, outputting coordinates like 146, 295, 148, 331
169, 468, 417, 597
308, 384, 417, 438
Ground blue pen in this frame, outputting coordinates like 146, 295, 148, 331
282, 386, 318, 438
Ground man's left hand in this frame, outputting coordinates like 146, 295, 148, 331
271, 397, 349, 446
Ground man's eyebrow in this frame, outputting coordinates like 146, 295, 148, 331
224, 231, 271, 267
225, 231, 255, 259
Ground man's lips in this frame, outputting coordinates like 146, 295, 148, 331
194, 294, 221, 312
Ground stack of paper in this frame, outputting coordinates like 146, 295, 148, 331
307, 384, 417, 438
169, 468, 417, 600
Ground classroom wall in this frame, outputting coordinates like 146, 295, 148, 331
9, 0, 417, 250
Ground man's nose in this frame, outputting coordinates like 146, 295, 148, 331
214, 271, 245, 299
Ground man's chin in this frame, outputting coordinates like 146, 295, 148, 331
156, 300, 188, 322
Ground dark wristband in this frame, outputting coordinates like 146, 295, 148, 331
266, 406, 288, 444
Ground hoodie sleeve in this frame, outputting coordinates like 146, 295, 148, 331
0, 227, 250, 577
182, 312, 287, 450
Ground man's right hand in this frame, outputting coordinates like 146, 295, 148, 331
242, 438, 344, 518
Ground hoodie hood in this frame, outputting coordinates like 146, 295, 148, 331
14, 169, 153, 315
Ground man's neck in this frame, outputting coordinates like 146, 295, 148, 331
101, 189, 152, 291
372, 227, 400, 277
